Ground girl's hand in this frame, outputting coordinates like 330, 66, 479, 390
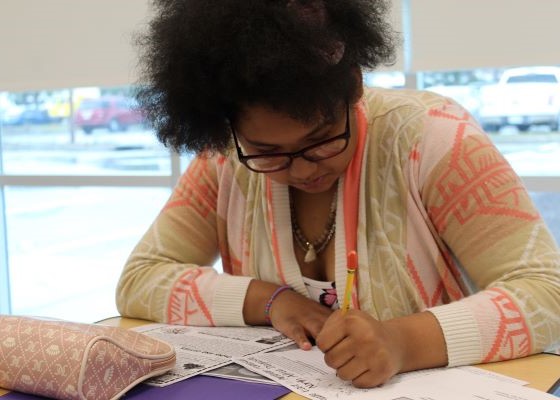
243, 280, 333, 350
268, 288, 333, 350
315, 309, 448, 388
315, 309, 405, 388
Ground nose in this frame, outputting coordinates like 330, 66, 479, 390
288, 156, 317, 180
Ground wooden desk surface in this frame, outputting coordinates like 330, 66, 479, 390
1, 317, 558, 398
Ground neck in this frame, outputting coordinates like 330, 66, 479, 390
290, 181, 338, 263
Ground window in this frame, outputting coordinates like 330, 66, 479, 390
0, 85, 184, 321
5, 186, 171, 322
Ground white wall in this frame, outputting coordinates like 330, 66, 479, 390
1, 0, 558, 91
0, 0, 150, 91
409, 0, 560, 71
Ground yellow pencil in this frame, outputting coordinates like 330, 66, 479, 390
341, 250, 357, 314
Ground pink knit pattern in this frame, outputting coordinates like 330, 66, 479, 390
0, 315, 175, 400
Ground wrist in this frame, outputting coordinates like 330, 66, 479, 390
243, 280, 293, 326
385, 312, 448, 372
264, 285, 293, 325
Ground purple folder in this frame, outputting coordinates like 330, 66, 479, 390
1, 375, 291, 400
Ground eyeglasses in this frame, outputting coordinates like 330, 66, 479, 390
231, 104, 350, 173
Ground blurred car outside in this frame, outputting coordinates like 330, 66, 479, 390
16, 106, 52, 125
74, 96, 145, 134
477, 66, 560, 132
424, 84, 481, 121
0, 95, 25, 125
45, 87, 102, 123
0, 102, 53, 126
45, 99, 72, 122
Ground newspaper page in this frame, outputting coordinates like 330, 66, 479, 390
203, 363, 278, 385
235, 346, 557, 400
134, 323, 293, 387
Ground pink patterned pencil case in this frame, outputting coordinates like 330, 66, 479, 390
0, 315, 176, 400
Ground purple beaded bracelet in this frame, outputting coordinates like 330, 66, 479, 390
264, 285, 293, 325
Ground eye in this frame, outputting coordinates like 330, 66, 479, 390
239, 139, 281, 155
252, 147, 282, 156
303, 124, 335, 145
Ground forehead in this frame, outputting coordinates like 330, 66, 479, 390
236, 105, 329, 141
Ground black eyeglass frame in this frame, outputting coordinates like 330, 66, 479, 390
230, 104, 350, 173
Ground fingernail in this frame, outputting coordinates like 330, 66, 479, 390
300, 341, 312, 350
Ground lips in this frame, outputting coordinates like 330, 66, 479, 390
293, 174, 329, 190
294, 175, 323, 185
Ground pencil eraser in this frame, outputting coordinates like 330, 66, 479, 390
347, 250, 357, 270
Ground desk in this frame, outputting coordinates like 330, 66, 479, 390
1, 317, 559, 398
99, 317, 560, 395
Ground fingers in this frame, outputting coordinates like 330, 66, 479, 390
303, 313, 329, 341
269, 292, 332, 350
335, 358, 367, 382
352, 369, 393, 389
294, 330, 313, 350
335, 352, 395, 388
315, 309, 346, 352
322, 335, 353, 369
280, 311, 330, 350
316, 310, 400, 388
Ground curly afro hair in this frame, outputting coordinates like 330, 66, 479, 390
135, 0, 398, 154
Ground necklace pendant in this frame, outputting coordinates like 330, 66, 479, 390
304, 243, 317, 263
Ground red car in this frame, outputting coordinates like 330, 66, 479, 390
74, 96, 145, 134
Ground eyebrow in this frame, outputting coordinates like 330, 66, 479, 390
242, 118, 333, 148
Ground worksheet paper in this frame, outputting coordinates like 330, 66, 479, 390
134, 324, 293, 386
235, 347, 558, 400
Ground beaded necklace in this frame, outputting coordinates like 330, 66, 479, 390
290, 187, 337, 263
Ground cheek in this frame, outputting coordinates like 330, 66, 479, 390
339, 135, 358, 171
265, 170, 291, 185
329, 146, 355, 175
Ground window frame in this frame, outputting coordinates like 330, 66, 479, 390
0, 150, 184, 314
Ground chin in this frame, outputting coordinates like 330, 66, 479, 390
291, 174, 339, 194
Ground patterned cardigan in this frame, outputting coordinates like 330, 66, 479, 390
116, 87, 560, 367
